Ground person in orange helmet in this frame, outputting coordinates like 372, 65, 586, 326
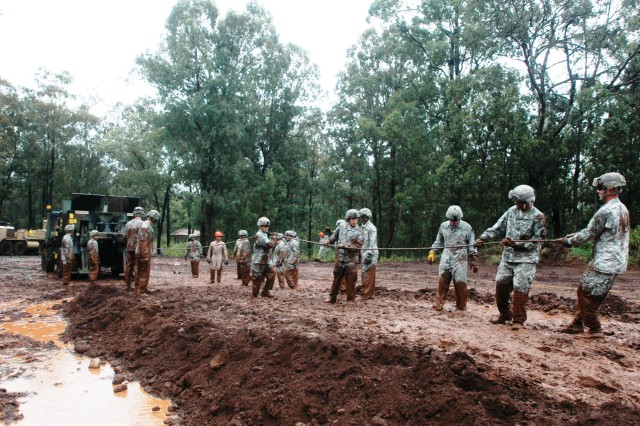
207, 231, 228, 283
316, 231, 330, 262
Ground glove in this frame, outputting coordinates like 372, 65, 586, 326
562, 237, 573, 248
224, 259, 229, 265
469, 254, 479, 273
501, 237, 516, 247
427, 250, 436, 264
474, 238, 486, 247
276, 259, 283, 267
207, 258, 212, 264
364, 252, 373, 265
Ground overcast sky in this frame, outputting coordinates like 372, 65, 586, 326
0, 0, 372, 115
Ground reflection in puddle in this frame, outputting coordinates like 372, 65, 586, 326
0, 301, 172, 425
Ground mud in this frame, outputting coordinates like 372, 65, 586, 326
1, 255, 640, 425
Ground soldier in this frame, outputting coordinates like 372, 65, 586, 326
207, 231, 228, 283
559, 172, 630, 338
123, 206, 145, 290
273, 233, 286, 289
60, 224, 75, 285
325, 209, 364, 304
359, 208, 379, 300
251, 217, 278, 298
317, 232, 330, 262
184, 233, 203, 278
283, 230, 300, 289
475, 185, 546, 330
87, 230, 100, 283
233, 230, 252, 286
135, 209, 160, 294
232, 231, 246, 279
428, 206, 478, 311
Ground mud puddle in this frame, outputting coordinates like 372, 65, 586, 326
0, 300, 172, 425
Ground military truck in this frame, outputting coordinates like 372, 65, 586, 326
41, 193, 140, 278
0, 224, 46, 255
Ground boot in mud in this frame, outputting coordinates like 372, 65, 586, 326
433, 275, 450, 311
560, 318, 584, 334
490, 314, 512, 325
511, 290, 529, 330
490, 282, 512, 324
454, 281, 467, 311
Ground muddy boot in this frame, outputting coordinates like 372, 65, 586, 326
511, 290, 528, 329
560, 318, 584, 334
209, 269, 215, 284
251, 278, 263, 297
490, 283, 512, 324
216, 269, 222, 283
454, 281, 467, 311
574, 329, 604, 339
433, 275, 450, 311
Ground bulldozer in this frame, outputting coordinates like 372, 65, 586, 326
41, 193, 140, 278
0, 223, 46, 255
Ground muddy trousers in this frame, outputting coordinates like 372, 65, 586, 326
360, 266, 376, 299
276, 270, 285, 288
210, 268, 222, 283
434, 272, 467, 310
190, 260, 199, 277
284, 267, 298, 289
252, 265, 276, 297
88, 261, 99, 282
136, 257, 150, 292
329, 261, 358, 302
495, 282, 528, 324
571, 287, 607, 332
236, 261, 242, 279
61, 261, 73, 285
239, 262, 251, 286
124, 250, 138, 288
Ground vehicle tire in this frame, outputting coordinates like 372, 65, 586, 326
13, 241, 27, 255
0, 241, 12, 256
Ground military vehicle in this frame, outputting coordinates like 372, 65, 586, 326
41, 193, 140, 277
0, 224, 46, 255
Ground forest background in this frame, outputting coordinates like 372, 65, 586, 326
1, 0, 639, 259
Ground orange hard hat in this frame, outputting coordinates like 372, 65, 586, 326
214, 231, 223, 237
319, 232, 324, 237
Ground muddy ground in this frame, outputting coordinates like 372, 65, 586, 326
1, 252, 639, 425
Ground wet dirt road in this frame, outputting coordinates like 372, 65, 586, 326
2, 255, 640, 425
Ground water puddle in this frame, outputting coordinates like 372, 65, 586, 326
0, 301, 173, 425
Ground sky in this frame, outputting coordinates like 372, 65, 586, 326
0, 0, 373, 115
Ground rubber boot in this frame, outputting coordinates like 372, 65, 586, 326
453, 281, 467, 311
577, 286, 605, 335
490, 283, 512, 324
511, 290, 528, 329
433, 275, 450, 311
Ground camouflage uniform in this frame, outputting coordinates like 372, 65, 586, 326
360, 219, 379, 300
234, 237, 252, 286
564, 197, 630, 333
318, 235, 330, 261
207, 240, 228, 283
273, 237, 286, 289
87, 236, 99, 282
123, 217, 144, 288
432, 220, 477, 310
60, 231, 74, 285
251, 229, 277, 297
185, 238, 203, 278
283, 235, 300, 289
327, 214, 363, 303
480, 202, 546, 325
232, 238, 245, 279
135, 221, 154, 292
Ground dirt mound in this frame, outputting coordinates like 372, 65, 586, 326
62, 284, 640, 425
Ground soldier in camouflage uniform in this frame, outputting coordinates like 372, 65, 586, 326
232, 231, 247, 279
317, 232, 330, 261
184, 233, 203, 278
429, 206, 478, 311
60, 224, 75, 285
135, 209, 159, 294
325, 209, 364, 304
233, 230, 252, 286
273, 234, 286, 289
359, 208, 379, 300
475, 185, 546, 329
559, 172, 630, 338
252, 217, 278, 298
283, 230, 300, 289
87, 230, 100, 282
123, 206, 144, 289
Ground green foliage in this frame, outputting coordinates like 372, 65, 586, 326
629, 226, 640, 266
